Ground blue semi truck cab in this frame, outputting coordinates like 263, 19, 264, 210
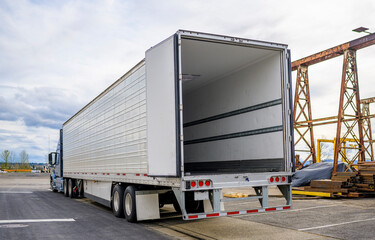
49, 129, 64, 192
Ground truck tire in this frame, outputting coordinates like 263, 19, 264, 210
50, 179, 57, 192
78, 180, 84, 198
63, 179, 69, 197
68, 179, 76, 198
112, 185, 125, 218
124, 185, 137, 222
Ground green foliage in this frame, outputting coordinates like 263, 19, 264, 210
19, 150, 31, 169
0, 150, 31, 170
0, 150, 14, 169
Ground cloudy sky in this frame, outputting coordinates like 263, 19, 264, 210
1, 0, 375, 163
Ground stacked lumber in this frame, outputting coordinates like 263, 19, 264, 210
300, 179, 352, 196
356, 162, 375, 192
304, 180, 348, 193
293, 163, 375, 198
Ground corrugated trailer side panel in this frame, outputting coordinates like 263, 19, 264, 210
63, 62, 148, 176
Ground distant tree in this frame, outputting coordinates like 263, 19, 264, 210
19, 150, 31, 169
1, 150, 14, 169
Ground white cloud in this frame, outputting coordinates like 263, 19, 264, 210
0, 120, 59, 163
0, 0, 375, 162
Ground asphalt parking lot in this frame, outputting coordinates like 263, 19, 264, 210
1, 173, 375, 240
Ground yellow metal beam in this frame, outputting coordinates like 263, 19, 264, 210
292, 190, 342, 197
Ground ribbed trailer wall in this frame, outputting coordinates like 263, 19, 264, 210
63, 62, 148, 176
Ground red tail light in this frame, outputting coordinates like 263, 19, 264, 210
191, 181, 196, 188
198, 181, 204, 187
282, 176, 286, 182
275, 177, 280, 182
205, 180, 210, 186
270, 177, 274, 183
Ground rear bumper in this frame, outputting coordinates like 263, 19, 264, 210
174, 183, 292, 220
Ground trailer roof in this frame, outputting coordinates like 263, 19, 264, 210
177, 29, 288, 50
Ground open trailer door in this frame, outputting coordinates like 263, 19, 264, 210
145, 35, 180, 177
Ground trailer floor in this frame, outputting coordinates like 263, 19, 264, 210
1, 173, 375, 240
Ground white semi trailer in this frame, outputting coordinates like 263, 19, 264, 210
49, 30, 294, 222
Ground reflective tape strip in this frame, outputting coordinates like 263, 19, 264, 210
185, 205, 291, 220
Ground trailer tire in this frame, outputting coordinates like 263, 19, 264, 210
63, 179, 69, 197
187, 200, 204, 213
124, 186, 137, 222
112, 185, 125, 218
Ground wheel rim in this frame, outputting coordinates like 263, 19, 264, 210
125, 193, 132, 216
64, 181, 67, 193
113, 191, 120, 212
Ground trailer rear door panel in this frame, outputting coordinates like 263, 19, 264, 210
145, 35, 179, 176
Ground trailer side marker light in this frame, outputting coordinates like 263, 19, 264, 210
198, 181, 204, 187
188, 215, 198, 219
191, 181, 196, 188
95, 173, 97, 175
136, 174, 140, 176
275, 177, 280, 182
144, 174, 148, 176
270, 177, 274, 183
102, 173, 105, 175
247, 209, 258, 213
116, 173, 120, 176
283, 206, 291, 210
206, 213, 219, 217
122, 173, 126, 176
205, 180, 210, 187
282, 176, 286, 182
227, 211, 239, 215
266, 208, 277, 211
107, 173, 110, 175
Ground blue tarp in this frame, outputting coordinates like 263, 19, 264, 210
292, 162, 348, 187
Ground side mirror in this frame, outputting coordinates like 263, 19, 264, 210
48, 152, 57, 165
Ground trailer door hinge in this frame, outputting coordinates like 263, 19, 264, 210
179, 104, 183, 110
286, 52, 289, 59
179, 74, 182, 80
180, 135, 184, 141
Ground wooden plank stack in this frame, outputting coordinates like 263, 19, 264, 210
293, 162, 375, 198
356, 162, 375, 192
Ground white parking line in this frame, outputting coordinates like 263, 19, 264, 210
236, 204, 339, 216
299, 217, 375, 231
0, 219, 75, 224
287, 205, 339, 212
0, 191, 33, 194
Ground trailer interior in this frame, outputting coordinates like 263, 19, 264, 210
181, 37, 287, 175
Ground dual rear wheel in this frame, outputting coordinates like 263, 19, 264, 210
112, 185, 137, 222
63, 178, 81, 198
